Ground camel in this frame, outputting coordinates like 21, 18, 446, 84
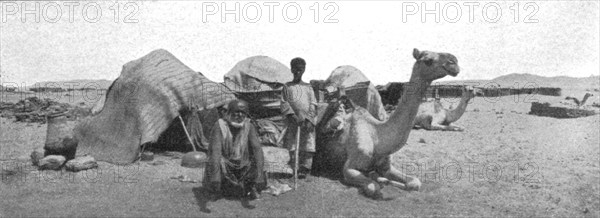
565, 93, 594, 107
412, 86, 481, 131
325, 48, 460, 198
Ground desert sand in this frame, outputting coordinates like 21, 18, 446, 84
1, 84, 599, 217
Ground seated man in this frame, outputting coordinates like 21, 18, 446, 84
204, 100, 266, 200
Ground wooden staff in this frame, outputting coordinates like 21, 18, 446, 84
293, 125, 301, 190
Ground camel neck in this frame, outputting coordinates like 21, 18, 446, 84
580, 94, 591, 106
446, 93, 471, 123
377, 78, 431, 155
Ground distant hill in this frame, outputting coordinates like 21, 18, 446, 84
28, 79, 113, 90
490, 73, 599, 88
19, 73, 600, 92
438, 73, 599, 90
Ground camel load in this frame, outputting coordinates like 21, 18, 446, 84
223, 55, 293, 148
314, 65, 388, 121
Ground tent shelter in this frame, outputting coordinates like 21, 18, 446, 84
223, 56, 293, 147
74, 49, 236, 164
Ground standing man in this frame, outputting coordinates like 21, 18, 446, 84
205, 100, 265, 200
281, 57, 317, 178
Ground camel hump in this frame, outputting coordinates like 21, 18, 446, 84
351, 107, 381, 124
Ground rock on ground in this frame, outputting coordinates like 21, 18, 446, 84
30, 148, 45, 166
38, 155, 66, 170
65, 155, 98, 172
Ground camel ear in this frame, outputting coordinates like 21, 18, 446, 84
413, 48, 421, 60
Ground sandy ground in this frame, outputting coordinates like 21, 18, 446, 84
1, 91, 599, 217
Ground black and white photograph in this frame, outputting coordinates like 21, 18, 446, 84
1, 1, 599, 217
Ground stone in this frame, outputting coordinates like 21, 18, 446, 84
38, 155, 66, 170
30, 148, 45, 166
65, 155, 98, 172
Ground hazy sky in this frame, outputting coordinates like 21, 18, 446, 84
1, 1, 598, 86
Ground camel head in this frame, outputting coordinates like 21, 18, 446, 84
462, 86, 475, 99
474, 87, 485, 97
462, 86, 483, 100
412, 48, 460, 81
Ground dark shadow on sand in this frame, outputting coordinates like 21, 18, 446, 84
192, 185, 258, 213
192, 186, 214, 213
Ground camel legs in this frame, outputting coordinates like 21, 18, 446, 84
445, 124, 464, 131
382, 165, 422, 191
343, 161, 382, 199
422, 122, 464, 132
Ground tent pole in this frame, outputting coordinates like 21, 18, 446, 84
178, 115, 197, 152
